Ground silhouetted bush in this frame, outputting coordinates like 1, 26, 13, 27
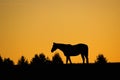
17, 56, 29, 67
39, 53, 47, 64
0, 55, 3, 65
30, 54, 39, 65
30, 53, 52, 65
52, 53, 63, 64
3, 58, 14, 67
45, 57, 52, 64
95, 54, 107, 64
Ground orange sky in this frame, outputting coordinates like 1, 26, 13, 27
0, 0, 120, 64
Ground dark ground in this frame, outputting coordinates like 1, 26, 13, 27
0, 63, 120, 80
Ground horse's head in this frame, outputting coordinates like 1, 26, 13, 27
51, 42, 57, 53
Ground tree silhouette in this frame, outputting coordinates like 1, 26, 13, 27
39, 53, 47, 64
52, 53, 63, 64
45, 57, 52, 64
4, 58, 14, 67
16, 56, 30, 80
0, 55, 3, 65
17, 56, 29, 66
30, 53, 51, 65
30, 54, 39, 65
95, 54, 107, 64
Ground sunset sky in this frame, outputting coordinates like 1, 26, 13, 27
0, 0, 120, 64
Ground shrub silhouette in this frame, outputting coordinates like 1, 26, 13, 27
0, 55, 3, 65
45, 57, 52, 64
30, 53, 52, 65
3, 58, 14, 67
30, 54, 40, 65
52, 53, 63, 64
39, 53, 47, 64
17, 56, 29, 67
95, 54, 107, 64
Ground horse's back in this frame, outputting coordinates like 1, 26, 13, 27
73, 43, 88, 54
74, 43, 88, 48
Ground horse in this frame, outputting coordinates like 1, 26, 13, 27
51, 42, 89, 64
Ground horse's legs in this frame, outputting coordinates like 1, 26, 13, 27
68, 56, 72, 64
66, 56, 69, 64
66, 56, 72, 64
81, 55, 85, 64
85, 55, 89, 64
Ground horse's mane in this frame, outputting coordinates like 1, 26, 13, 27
55, 43, 88, 48
55, 43, 72, 46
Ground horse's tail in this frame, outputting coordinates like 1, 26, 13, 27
85, 45, 89, 63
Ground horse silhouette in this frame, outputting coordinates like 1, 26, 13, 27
51, 42, 89, 64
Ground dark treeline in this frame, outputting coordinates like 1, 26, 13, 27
0, 53, 64, 80
0, 53, 63, 66
0, 53, 108, 67
0, 53, 120, 80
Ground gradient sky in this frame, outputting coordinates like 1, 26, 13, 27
0, 0, 120, 64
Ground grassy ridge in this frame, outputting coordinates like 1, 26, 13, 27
0, 63, 120, 80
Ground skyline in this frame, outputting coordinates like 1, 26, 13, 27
0, 0, 120, 64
